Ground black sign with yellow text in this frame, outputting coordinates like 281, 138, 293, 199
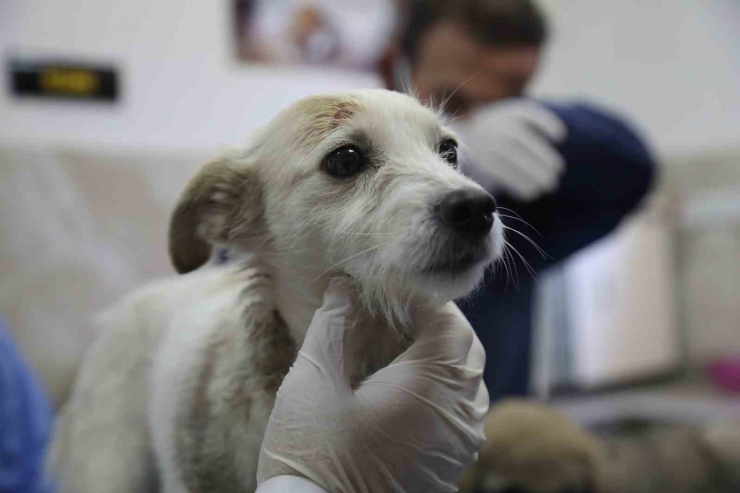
9, 59, 119, 102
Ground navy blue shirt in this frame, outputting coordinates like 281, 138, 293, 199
459, 101, 656, 400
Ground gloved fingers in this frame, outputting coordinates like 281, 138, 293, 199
316, 275, 357, 317
496, 100, 568, 143
494, 145, 559, 192
358, 369, 488, 452
499, 134, 565, 197
378, 303, 487, 406
297, 276, 359, 392
506, 129, 566, 175
388, 302, 480, 367
459, 142, 526, 196
459, 379, 490, 450
473, 379, 490, 421
364, 357, 487, 421
359, 315, 488, 452
463, 319, 487, 373
459, 130, 559, 200
457, 142, 507, 193
479, 151, 551, 201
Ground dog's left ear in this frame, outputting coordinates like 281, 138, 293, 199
168, 156, 264, 274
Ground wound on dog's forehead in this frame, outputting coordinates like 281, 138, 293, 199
331, 105, 356, 127
296, 97, 363, 148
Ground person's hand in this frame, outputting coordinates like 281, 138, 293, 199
256, 278, 489, 493
453, 100, 568, 202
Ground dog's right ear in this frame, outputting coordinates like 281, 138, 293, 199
168, 156, 264, 274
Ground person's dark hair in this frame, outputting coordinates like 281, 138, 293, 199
400, 0, 548, 62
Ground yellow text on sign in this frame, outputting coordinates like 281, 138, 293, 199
40, 69, 100, 95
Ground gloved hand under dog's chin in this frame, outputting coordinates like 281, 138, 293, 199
257, 277, 489, 493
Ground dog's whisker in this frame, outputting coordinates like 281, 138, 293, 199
504, 240, 538, 283
508, 242, 523, 288
501, 225, 550, 260
498, 252, 512, 293
496, 207, 528, 221
497, 214, 541, 235
313, 243, 389, 281
502, 243, 519, 291
500, 251, 510, 292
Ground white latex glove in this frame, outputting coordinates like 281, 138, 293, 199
256, 278, 489, 493
453, 100, 568, 202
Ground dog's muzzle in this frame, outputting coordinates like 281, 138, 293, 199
422, 188, 498, 275
437, 189, 497, 239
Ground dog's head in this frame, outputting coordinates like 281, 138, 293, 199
169, 89, 503, 321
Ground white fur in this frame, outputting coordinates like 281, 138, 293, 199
50, 89, 504, 493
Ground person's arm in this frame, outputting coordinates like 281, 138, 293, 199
498, 100, 657, 270
455, 98, 656, 271
544, 101, 656, 209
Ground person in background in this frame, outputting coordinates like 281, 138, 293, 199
0, 318, 54, 493
378, 0, 656, 400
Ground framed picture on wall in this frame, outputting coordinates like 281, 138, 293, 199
232, 0, 398, 71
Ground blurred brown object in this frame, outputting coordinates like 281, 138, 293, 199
460, 399, 740, 493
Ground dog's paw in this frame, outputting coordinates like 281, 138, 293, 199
460, 399, 604, 493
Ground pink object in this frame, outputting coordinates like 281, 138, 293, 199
707, 356, 740, 393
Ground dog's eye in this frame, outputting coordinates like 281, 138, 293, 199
324, 145, 367, 178
438, 139, 458, 167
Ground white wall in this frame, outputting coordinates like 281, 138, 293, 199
667, 150, 740, 363
533, 0, 740, 156
2, 1, 739, 156
0, 1, 380, 152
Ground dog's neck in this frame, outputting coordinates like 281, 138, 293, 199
225, 246, 411, 382
266, 257, 410, 383
271, 267, 328, 346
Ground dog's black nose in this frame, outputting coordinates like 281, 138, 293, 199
438, 189, 497, 238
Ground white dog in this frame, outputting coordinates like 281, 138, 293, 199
49, 89, 504, 493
